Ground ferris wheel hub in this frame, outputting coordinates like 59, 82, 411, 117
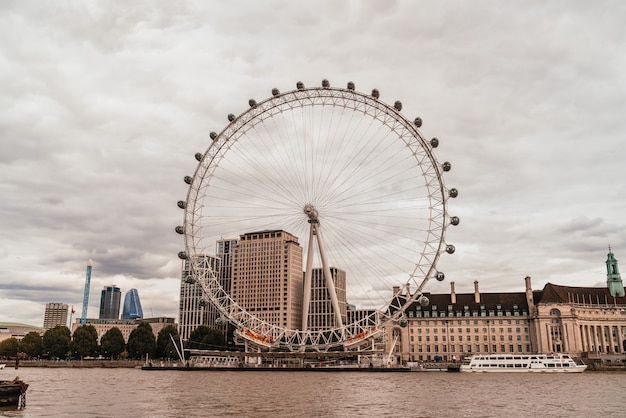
303, 204, 319, 223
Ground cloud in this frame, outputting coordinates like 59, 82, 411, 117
1, 1, 625, 326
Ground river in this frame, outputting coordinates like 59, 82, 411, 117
1, 368, 624, 417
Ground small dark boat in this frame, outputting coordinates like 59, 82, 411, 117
0, 377, 28, 408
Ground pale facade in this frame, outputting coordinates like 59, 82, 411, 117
308, 267, 347, 331
71, 317, 175, 343
178, 254, 222, 341
232, 230, 304, 330
389, 281, 532, 364
43, 303, 69, 329
389, 274, 626, 365
529, 282, 626, 361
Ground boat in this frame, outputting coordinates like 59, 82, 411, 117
0, 377, 28, 408
460, 353, 587, 372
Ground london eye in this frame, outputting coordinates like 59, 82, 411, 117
176, 80, 458, 351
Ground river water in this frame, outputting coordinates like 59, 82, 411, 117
1, 368, 624, 417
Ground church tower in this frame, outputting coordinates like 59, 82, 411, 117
606, 247, 625, 297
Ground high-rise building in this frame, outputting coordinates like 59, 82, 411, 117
121, 288, 144, 320
231, 229, 304, 330
99, 285, 121, 319
43, 303, 69, 329
178, 254, 221, 340
307, 267, 347, 331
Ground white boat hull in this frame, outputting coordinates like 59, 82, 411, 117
460, 354, 587, 373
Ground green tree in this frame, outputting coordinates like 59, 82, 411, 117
0, 337, 19, 358
100, 327, 126, 359
156, 325, 181, 360
43, 325, 71, 359
126, 322, 156, 359
19, 332, 43, 358
187, 326, 225, 350
71, 325, 99, 358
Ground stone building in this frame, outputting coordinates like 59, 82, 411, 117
387, 249, 626, 365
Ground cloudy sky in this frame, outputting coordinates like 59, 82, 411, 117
1, 1, 624, 326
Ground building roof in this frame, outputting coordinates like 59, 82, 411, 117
407, 291, 529, 312
536, 283, 626, 305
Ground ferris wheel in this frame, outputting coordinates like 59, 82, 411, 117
176, 80, 458, 351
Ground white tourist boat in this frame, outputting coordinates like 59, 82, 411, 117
460, 354, 587, 373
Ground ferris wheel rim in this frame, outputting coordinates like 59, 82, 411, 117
180, 82, 454, 351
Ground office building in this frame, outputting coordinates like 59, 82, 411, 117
43, 302, 69, 329
231, 230, 304, 331
121, 288, 144, 320
99, 285, 121, 319
307, 267, 347, 331
178, 254, 221, 341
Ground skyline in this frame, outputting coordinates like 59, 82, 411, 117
1, 1, 625, 326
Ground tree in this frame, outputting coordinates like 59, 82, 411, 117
126, 322, 156, 359
0, 337, 19, 358
187, 326, 225, 350
156, 325, 181, 360
71, 325, 99, 358
100, 327, 126, 359
43, 325, 71, 359
20, 332, 43, 358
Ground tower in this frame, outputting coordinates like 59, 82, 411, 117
307, 267, 347, 331
122, 288, 144, 320
606, 247, 624, 297
178, 254, 222, 340
99, 285, 122, 319
231, 229, 303, 330
43, 303, 69, 329
80, 259, 93, 326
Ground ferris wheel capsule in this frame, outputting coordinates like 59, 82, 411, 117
451, 216, 460, 225
175, 226, 184, 234
435, 271, 445, 281
442, 161, 451, 172
347, 81, 355, 90
177, 201, 186, 209
184, 176, 192, 185
248, 99, 257, 107
296, 81, 304, 90
195, 153, 203, 162
394, 101, 402, 111
371, 88, 380, 99
178, 251, 188, 260
272, 88, 280, 96
322, 79, 330, 88
227, 113, 236, 122
414, 117, 423, 128
419, 296, 430, 307
446, 244, 456, 254
449, 188, 458, 198
210, 132, 218, 140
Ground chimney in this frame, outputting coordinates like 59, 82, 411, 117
474, 280, 480, 304
450, 282, 456, 304
525, 276, 534, 312
393, 286, 400, 297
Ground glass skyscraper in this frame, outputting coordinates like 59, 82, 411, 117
122, 288, 144, 320
99, 285, 121, 319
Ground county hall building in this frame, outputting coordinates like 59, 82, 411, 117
389, 249, 626, 365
